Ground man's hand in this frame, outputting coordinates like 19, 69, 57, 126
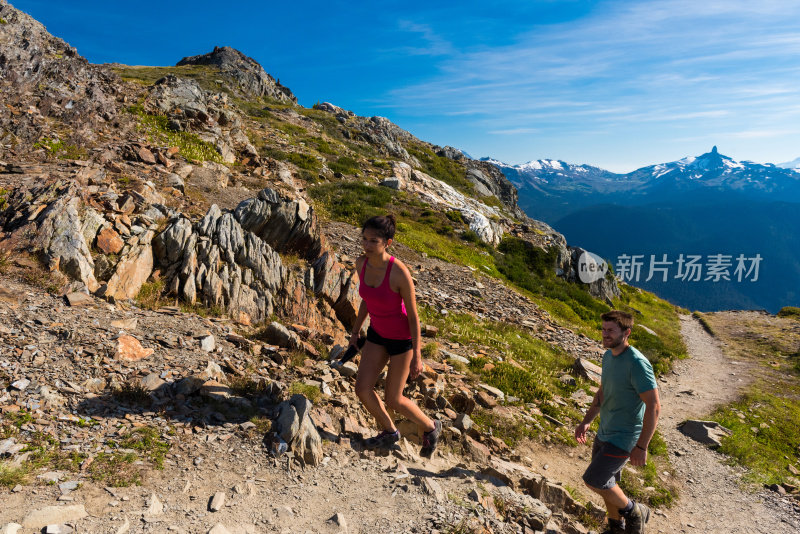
630, 445, 647, 466
574, 422, 590, 444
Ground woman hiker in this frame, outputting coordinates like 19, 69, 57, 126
350, 214, 442, 456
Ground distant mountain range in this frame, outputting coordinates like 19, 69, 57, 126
485, 148, 800, 312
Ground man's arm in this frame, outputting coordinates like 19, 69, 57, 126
575, 386, 603, 444
630, 388, 660, 466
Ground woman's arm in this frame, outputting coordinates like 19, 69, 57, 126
350, 257, 368, 346
394, 260, 423, 379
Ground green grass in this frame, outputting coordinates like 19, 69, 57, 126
419, 306, 572, 402
615, 429, 677, 508
288, 381, 322, 404
119, 426, 170, 468
33, 137, 86, 160
127, 105, 224, 163
0, 187, 9, 211
494, 237, 610, 335
710, 388, 800, 486
308, 182, 394, 225
328, 156, 360, 175
406, 142, 474, 195
692, 311, 716, 336
618, 457, 678, 508
470, 409, 540, 447
778, 306, 800, 320
89, 452, 141, 487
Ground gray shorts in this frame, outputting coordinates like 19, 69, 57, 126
582, 438, 630, 490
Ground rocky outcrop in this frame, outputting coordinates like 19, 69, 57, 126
144, 74, 257, 164
561, 245, 621, 302
153, 187, 358, 329
0, 1, 118, 149
177, 46, 296, 104
384, 161, 509, 245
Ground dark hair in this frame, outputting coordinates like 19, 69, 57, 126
362, 214, 396, 241
601, 310, 634, 331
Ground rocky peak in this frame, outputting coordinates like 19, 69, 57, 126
177, 46, 296, 104
0, 1, 118, 150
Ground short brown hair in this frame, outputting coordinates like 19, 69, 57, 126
601, 310, 634, 331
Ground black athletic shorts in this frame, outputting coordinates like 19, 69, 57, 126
366, 326, 413, 356
582, 438, 630, 490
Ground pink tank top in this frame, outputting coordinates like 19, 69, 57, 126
358, 256, 411, 340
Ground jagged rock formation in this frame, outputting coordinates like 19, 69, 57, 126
177, 46, 296, 104
0, 1, 118, 149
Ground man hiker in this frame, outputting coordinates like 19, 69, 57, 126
574, 310, 661, 534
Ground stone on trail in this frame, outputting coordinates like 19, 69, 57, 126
0, 524, 22, 534
209, 491, 226, 512
208, 524, 231, 534
44, 525, 73, 534
65, 291, 93, 307
116, 335, 154, 361
146, 493, 163, 516
679, 420, 732, 448
21, 505, 88, 529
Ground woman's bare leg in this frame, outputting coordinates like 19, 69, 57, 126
354, 342, 394, 431
383, 350, 435, 432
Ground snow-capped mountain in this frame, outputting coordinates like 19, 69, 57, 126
481, 157, 627, 193
486, 147, 800, 223
778, 156, 800, 170
486, 147, 800, 313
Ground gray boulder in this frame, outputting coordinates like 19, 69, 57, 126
679, 420, 732, 448
274, 394, 323, 466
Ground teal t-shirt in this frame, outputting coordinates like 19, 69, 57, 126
597, 345, 658, 452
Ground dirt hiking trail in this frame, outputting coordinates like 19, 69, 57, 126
634, 315, 798, 533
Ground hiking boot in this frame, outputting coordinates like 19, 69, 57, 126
601, 518, 625, 534
420, 419, 442, 457
363, 429, 400, 449
624, 502, 651, 534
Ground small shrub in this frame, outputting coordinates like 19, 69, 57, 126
446, 210, 465, 224
288, 381, 322, 404
0, 187, 9, 210
136, 279, 165, 310
778, 306, 800, 320
461, 230, 480, 243
308, 182, 393, 224
328, 156, 360, 175
286, 152, 321, 172
421, 342, 439, 360
111, 382, 152, 407
0, 463, 26, 487
119, 426, 170, 468
89, 452, 140, 487
33, 137, 86, 160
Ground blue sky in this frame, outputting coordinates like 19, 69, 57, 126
9, 0, 800, 172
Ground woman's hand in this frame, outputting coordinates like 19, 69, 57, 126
409, 354, 423, 380
348, 331, 360, 348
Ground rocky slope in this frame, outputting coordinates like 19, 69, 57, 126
0, 2, 652, 532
